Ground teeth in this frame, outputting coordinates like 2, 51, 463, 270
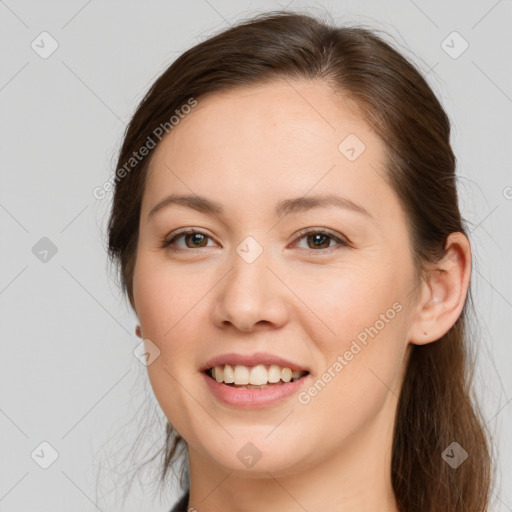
281, 367, 292, 383
233, 365, 249, 385
223, 364, 234, 383
208, 364, 308, 386
249, 364, 267, 385
212, 366, 223, 382
268, 364, 281, 383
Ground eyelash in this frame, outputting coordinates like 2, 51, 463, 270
160, 227, 350, 254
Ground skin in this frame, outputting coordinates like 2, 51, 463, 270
131, 79, 471, 512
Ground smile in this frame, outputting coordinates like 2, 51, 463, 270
203, 364, 310, 408
206, 363, 308, 387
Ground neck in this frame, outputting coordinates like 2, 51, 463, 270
186, 397, 400, 512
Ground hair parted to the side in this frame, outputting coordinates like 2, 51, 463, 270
107, 10, 494, 511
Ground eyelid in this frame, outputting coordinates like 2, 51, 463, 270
293, 227, 346, 241
162, 227, 350, 252
290, 227, 350, 251
162, 227, 218, 250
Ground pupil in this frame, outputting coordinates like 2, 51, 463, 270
309, 234, 328, 249
188, 233, 206, 247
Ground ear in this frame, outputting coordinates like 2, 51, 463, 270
135, 324, 142, 338
408, 232, 471, 345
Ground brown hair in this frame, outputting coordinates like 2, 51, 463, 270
107, 10, 494, 510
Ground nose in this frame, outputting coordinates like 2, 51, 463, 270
211, 246, 289, 332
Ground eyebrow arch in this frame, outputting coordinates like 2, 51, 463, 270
147, 193, 372, 220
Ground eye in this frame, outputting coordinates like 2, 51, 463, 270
161, 229, 217, 251
161, 227, 350, 253
292, 228, 349, 253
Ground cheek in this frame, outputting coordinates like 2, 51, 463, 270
290, 259, 403, 345
294, 263, 408, 415
132, 256, 208, 415
133, 256, 201, 341
296, 310, 407, 456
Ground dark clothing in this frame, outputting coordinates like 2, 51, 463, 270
170, 491, 190, 512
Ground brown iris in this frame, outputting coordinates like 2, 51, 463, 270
307, 233, 330, 249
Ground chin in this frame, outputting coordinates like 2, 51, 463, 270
198, 434, 309, 476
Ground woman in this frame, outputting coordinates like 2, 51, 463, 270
107, 10, 493, 512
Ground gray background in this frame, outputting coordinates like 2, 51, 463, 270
0, 0, 511, 510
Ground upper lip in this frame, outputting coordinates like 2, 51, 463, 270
201, 352, 310, 373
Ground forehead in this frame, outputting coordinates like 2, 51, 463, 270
150, 78, 373, 165
142, 79, 398, 223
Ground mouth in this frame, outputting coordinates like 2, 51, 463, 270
204, 363, 310, 390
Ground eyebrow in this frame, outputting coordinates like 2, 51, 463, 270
147, 193, 372, 220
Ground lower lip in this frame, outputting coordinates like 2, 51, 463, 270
202, 372, 309, 408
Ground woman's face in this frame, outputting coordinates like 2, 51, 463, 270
132, 79, 420, 476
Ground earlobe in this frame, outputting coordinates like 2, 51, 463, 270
409, 232, 471, 345
135, 324, 142, 338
